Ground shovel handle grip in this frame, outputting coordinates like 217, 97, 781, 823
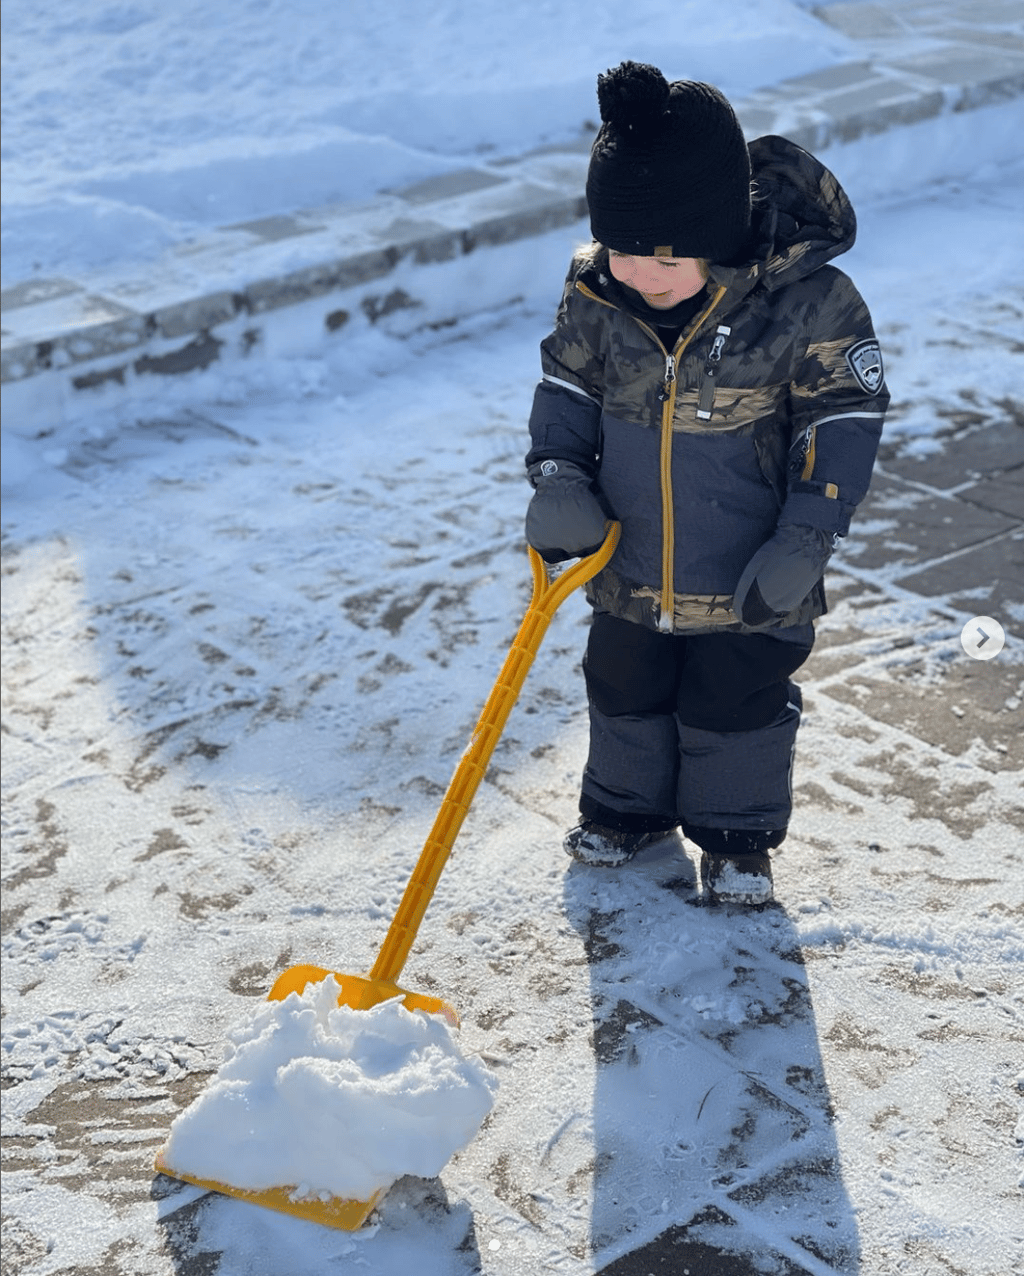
368, 523, 620, 986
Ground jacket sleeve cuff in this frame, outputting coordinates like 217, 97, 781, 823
780, 485, 856, 536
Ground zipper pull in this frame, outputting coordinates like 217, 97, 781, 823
708, 327, 729, 363
696, 325, 731, 421
658, 353, 676, 401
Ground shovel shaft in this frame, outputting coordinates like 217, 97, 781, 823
368, 526, 620, 986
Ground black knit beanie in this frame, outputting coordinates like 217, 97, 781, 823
586, 61, 752, 264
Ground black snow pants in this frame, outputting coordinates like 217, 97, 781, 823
579, 613, 813, 857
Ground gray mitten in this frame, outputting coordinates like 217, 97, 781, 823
525, 459, 608, 564
733, 523, 834, 626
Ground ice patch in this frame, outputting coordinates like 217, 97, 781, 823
160, 977, 498, 1202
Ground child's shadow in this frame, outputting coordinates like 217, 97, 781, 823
561, 836, 860, 1275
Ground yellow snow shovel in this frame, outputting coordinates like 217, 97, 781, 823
155, 524, 620, 1229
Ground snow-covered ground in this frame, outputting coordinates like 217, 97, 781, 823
1, 0, 863, 287
3, 3, 1024, 1275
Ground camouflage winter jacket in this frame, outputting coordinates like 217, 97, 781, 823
525, 134, 889, 635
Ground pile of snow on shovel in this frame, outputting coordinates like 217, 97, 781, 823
161, 978, 498, 1202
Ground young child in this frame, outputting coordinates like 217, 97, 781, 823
524, 61, 888, 904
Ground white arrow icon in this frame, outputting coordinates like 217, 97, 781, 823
960, 616, 1005, 660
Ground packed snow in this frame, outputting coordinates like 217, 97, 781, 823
159, 980, 497, 1202
2, 2, 1023, 1276
0, 0, 860, 286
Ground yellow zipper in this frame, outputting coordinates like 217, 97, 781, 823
575, 280, 616, 308
575, 279, 728, 633
801, 425, 817, 480
654, 286, 727, 631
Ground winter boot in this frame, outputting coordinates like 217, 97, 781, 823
700, 850, 774, 906
683, 825, 781, 906
563, 820, 675, 868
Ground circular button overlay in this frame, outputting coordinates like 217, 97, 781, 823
960, 616, 1006, 660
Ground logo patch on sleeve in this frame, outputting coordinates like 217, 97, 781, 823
845, 339, 884, 394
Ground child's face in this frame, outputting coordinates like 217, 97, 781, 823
607, 250, 706, 309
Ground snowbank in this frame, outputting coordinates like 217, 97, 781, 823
1, 0, 854, 285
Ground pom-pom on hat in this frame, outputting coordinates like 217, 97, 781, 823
586, 61, 752, 264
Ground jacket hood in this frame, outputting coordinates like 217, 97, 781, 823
708, 134, 857, 296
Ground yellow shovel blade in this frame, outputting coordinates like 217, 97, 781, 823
153, 966, 458, 1229
267, 964, 459, 1026
153, 1147, 387, 1230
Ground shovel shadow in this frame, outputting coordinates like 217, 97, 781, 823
561, 836, 860, 1275
152, 1172, 482, 1275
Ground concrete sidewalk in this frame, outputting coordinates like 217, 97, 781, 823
1, 327, 1020, 1276
808, 413, 1022, 766
2, 0, 1023, 406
